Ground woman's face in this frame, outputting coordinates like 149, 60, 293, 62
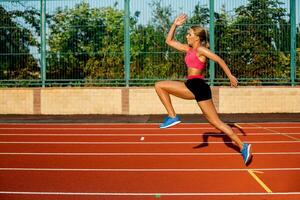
186, 29, 198, 45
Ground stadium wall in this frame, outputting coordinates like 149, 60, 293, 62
0, 87, 299, 114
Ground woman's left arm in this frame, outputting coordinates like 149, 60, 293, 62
198, 47, 238, 87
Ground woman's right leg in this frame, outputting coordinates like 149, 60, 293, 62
197, 99, 252, 165
197, 99, 243, 150
155, 81, 195, 117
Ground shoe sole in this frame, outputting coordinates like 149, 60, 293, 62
160, 121, 181, 129
245, 144, 252, 164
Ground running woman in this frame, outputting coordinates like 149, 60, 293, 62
155, 14, 252, 165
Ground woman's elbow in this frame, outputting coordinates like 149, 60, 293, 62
218, 59, 225, 66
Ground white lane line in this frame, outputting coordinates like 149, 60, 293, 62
0, 152, 299, 156
1, 122, 300, 125
0, 127, 214, 130
0, 123, 160, 126
0, 167, 299, 172
0, 126, 300, 130
250, 124, 300, 141
1, 132, 300, 136
0, 141, 299, 144
0, 191, 299, 196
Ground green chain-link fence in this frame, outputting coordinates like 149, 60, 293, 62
0, 0, 298, 87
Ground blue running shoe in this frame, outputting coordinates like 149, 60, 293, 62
159, 115, 181, 129
241, 143, 252, 165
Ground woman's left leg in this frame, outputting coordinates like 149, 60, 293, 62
197, 99, 243, 150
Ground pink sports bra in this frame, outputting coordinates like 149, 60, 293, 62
184, 48, 206, 70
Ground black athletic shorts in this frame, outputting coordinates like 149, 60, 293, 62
184, 78, 212, 102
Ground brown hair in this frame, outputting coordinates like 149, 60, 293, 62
190, 26, 209, 48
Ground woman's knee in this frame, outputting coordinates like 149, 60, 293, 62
213, 121, 234, 136
155, 81, 168, 91
211, 119, 223, 129
205, 116, 223, 129
155, 81, 161, 88
155, 82, 162, 92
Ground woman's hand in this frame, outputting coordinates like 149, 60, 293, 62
174, 14, 187, 26
229, 75, 238, 87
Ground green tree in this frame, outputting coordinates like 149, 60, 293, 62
0, 4, 39, 81
222, 0, 289, 83
48, 2, 126, 82
297, 26, 300, 81
131, 0, 184, 80
188, 3, 210, 26
212, 4, 232, 80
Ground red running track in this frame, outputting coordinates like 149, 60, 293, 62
0, 122, 299, 200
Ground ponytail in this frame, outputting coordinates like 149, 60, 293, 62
191, 26, 210, 49
204, 29, 209, 49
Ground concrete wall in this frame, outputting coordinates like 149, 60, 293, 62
0, 87, 299, 114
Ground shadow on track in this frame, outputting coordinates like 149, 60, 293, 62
193, 132, 241, 153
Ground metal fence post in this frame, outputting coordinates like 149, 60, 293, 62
209, 0, 215, 86
40, 0, 46, 87
290, 0, 296, 86
124, 0, 130, 87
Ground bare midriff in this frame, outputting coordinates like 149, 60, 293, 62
187, 68, 205, 80
185, 48, 206, 80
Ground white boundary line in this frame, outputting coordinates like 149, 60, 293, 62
0, 152, 299, 156
0, 122, 300, 125
0, 126, 300, 130
0, 191, 299, 196
1, 132, 300, 136
249, 124, 300, 141
0, 127, 213, 130
0, 167, 299, 172
259, 124, 300, 141
0, 141, 298, 144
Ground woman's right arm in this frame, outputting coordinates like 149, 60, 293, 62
165, 14, 189, 52
198, 47, 238, 87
